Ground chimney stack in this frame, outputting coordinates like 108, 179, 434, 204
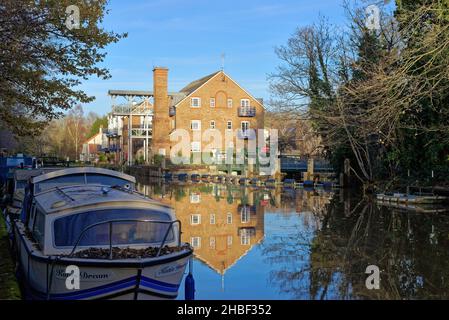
152, 67, 171, 157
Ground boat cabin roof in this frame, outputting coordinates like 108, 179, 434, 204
14, 168, 62, 182
31, 167, 136, 184
34, 184, 171, 215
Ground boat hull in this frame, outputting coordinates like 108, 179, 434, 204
14, 224, 192, 300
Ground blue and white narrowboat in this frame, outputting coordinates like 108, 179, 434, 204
13, 168, 193, 300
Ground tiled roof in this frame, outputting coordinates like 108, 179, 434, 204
179, 71, 221, 95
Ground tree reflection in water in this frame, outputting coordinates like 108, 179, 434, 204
262, 191, 449, 300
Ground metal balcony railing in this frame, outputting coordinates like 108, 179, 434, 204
131, 128, 152, 138
112, 104, 153, 116
238, 106, 256, 117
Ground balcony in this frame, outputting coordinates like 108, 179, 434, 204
105, 128, 121, 137
237, 129, 256, 140
129, 124, 152, 138
238, 106, 256, 117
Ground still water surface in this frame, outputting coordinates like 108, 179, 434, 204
138, 181, 449, 300
1, 181, 449, 300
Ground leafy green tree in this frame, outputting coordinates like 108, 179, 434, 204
87, 115, 108, 139
0, 0, 126, 136
391, 0, 449, 180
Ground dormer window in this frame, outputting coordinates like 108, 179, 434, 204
191, 97, 201, 108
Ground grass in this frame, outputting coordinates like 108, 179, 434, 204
0, 216, 21, 300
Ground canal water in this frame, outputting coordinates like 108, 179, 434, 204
2, 181, 449, 300
137, 181, 449, 300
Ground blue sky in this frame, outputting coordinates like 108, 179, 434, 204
80, 0, 348, 116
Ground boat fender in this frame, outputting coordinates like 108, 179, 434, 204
185, 257, 195, 300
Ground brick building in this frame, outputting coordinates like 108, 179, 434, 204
108, 68, 265, 164
153, 68, 265, 160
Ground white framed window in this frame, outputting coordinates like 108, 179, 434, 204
209, 237, 216, 249
210, 98, 215, 107
227, 235, 233, 247
241, 207, 250, 223
240, 99, 250, 107
210, 214, 216, 224
227, 212, 232, 224
191, 97, 201, 108
191, 141, 201, 152
210, 120, 216, 129
241, 121, 250, 133
190, 120, 201, 131
241, 233, 250, 245
190, 214, 201, 225
227, 121, 232, 130
191, 237, 201, 248
227, 98, 233, 108
190, 193, 200, 203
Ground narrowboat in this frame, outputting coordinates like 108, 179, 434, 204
376, 192, 448, 204
265, 178, 278, 188
0, 154, 35, 186
2, 168, 60, 239
238, 178, 250, 186
249, 178, 261, 187
200, 174, 210, 182
19, 167, 137, 221
283, 179, 296, 188
163, 173, 173, 181
190, 174, 200, 183
216, 175, 225, 183
177, 173, 189, 183
12, 167, 193, 300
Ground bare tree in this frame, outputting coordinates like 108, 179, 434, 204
65, 105, 86, 161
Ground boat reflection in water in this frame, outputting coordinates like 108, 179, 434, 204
138, 181, 449, 300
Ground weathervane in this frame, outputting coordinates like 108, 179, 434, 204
221, 53, 225, 71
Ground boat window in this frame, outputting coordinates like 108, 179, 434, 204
53, 209, 174, 248
7, 178, 14, 195
33, 210, 45, 248
85, 174, 134, 189
35, 174, 85, 194
16, 181, 27, 190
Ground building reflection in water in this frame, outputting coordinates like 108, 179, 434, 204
135, 181, 449, 299
137, 183, 271, 284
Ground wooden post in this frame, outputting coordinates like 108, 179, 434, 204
340, 158, 350, 188
307, 158, 314, 181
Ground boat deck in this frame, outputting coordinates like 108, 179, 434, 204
376, 193, 448, 204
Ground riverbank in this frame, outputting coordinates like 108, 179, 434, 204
0, 217, 21, 300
